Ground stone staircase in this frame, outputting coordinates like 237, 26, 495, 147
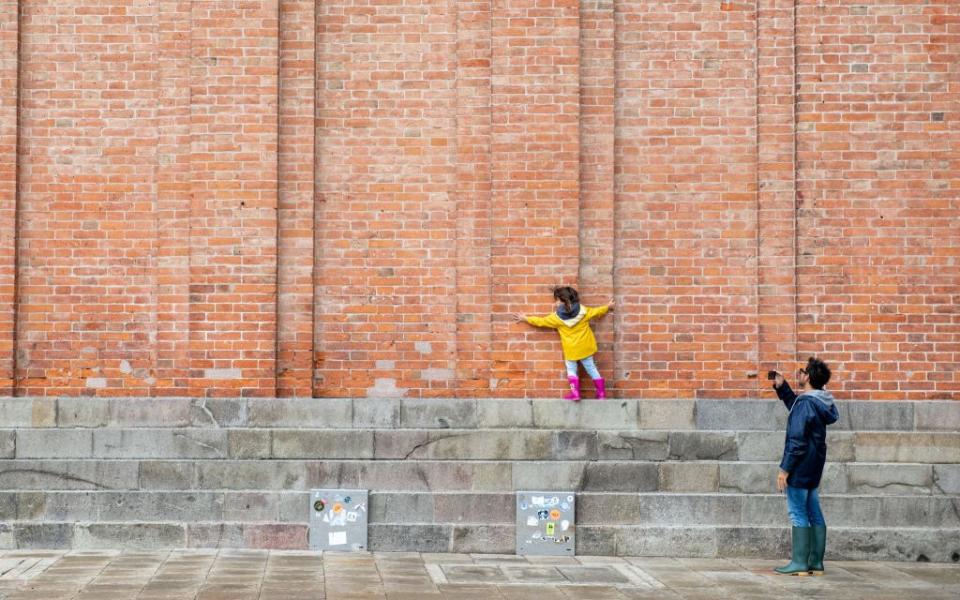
1, 397, 958, 561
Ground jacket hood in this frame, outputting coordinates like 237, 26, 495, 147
802, 388, 839, 425
557, 304, 586, 327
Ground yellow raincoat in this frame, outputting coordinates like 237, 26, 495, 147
525, 305, 609, 361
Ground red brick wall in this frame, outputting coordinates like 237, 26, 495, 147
0, 0, 956, 399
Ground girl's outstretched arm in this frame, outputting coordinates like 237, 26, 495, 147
515, 312, 558, 328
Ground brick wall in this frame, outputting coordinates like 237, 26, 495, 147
0, 0, 956, 399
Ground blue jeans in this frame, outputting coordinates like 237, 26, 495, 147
786, 485, 825, 527
565, 355, 601, 379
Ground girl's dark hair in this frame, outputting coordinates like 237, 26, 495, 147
552, 286, 579, 310
806, 356, 831, 389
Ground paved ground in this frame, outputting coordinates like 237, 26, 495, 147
0, 550, 957, 599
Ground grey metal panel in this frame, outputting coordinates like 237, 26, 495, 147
309, 489, 368, 551
516, 491, 575, 556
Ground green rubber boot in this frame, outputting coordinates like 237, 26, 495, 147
808, 525, 826, 575
775, 526, 811, 576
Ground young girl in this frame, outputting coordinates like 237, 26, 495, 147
513, 286, 614, 401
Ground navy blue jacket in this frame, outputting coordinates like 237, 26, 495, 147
776, 383, 839, 489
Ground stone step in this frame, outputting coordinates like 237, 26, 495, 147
2, 491, 956, 529
2, 459, 958, 494
3, 521, 958, 563
9, 428, 960, 463
4, 397, 956, 432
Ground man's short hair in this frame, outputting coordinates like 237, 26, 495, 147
806, 357, 831, 389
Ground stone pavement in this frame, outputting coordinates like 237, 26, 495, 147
0, 550, 957, 600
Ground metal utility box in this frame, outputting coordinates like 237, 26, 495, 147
515, 491, 575, 556
309, 489, 368, 551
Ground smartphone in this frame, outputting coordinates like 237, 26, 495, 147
767, 370, 778, 381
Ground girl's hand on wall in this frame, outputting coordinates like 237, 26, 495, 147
607, 300, 615, 311
511, 313, 526, 323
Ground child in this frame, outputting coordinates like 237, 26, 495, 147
513, 286, 614, 401
771, 357, 839, 576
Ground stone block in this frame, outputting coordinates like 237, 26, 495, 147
404, 430, 552, 461
434, 493, 514, 525
352, 398, 400, 428
57, 398, 109, 427
475, 399, 534, 428
668, 432, 737, 460
827, 432, 856, 461
99, 492, 224, 522
108, 398, 192, 427
94, 429, 228, 459
192, 398, 247, 427
305, 461, 361, 489
228, 430, 271, 459
597, 431, 669, 461
637, 495, 742, 526
14, 492, 47, 520
196, 461, 306, 491
532, 400, 637, 430
187, 523, 246, 548
575, 526, 617, 556
846, 463, 934, 495
272, 430, 373, 459
17, 430, 92, 458
360, 461, 510, 492
512, 462, 585, 490
695, 400, 785, 431
553, 431, 599, 460
31, 398, 56, 427
639, 400, 695, 430
138, 461, 195, 490
879, 497, 960, 528
247, 398, 352, 428
33, 491, 98, 521
738, 496, 789, 526
718, 463, 778, 494
0, 459, 139, 491
278, 492, 309, 523
243, 524, 308, 550
15, 523, 74, 549
915, 401, 960, 432
0, 398, 33, 427
616, 526, 718, 558
576, 494, 641, 526
368, 524, 450, 552
659, 463, 718, 493
451, 525, 513, 554
224, 492, 277, 522
934, 465, 960, 494
715, 526, 788, 558
370, 492, 435, 523
74, 523, 186, 550
582, 463, 658, 492
830, 527, 960, 562
0, 430, 13, 459
400, 398, 477, 429
840, 402, 914, 431
372, 430, 429, 459
855, 432, 960, 463
734, 432, 782, 461
819, 496, 882, 527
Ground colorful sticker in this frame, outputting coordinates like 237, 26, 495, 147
561, 502, 569, 510
566, 495, 574, 502
520, 502, 528, 511
526, 516, 538, 527
537, 510, 549, 520
346, 512, 358, 523
532, 496, 545, 507
549, 509, 561, 520
561, 520, 570, 532
344, 496, 352, 504
545, 522, 555, 536
333, 503, 343, 513
328, 531, 347, 546
551, 496, 559, 506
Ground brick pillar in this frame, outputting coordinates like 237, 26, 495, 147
454, 0, 494, 396
756, 0, 798, 385
189, 1, 279, 397
154, 0, 193, 395
490, 0, 581, 397
276, 0, 315, 397
579, 0, 616, 392
0, 0, 17, 394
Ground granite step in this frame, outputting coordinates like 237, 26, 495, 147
8, 428, 960, 463
4, 397, 956, 432
3, 459, 958, 494
3, 521, 958, 563
2, 491, 956, 529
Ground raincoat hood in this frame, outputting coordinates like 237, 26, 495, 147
802, 388, 839, 425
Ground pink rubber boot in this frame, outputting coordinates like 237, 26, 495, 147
563, 376, 581, 401
593, 377, 607, 400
